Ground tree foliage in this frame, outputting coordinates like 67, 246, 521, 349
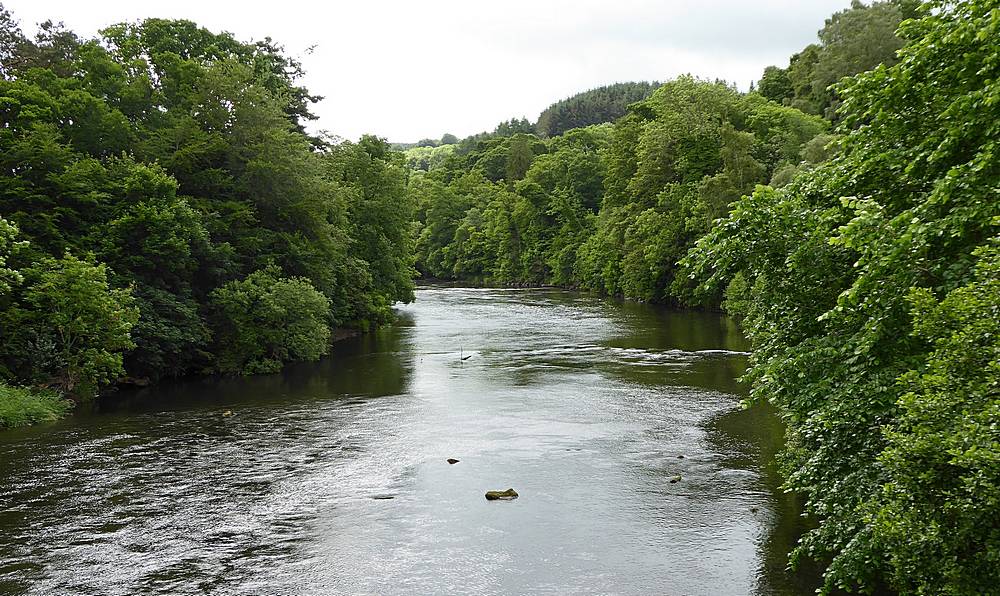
0, 6, 415, 412
209, 267, 331, 374
757, 0, 913, 118
410, 78, 825, 303
0, 251, 138, 395
535, 82, 659, 138
683, 1, 1000, 591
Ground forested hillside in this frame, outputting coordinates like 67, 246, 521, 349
0, 9, 414, 424
407, 0, 999, 593
534, 82, 659, 138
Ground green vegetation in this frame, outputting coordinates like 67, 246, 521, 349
0, 7, 414, 422
0, 382, 70, 428
682, 1, 999, 592
535, 82, 659, 138
210, 267, 331, 374
756, 0, 918, 119
406, 0, 998, 592
2, 0, 997, 592
411, 78, 826, 302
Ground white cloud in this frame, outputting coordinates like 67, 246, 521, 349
7, 0, 852, 141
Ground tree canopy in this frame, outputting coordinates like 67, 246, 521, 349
0, 7, 415, 407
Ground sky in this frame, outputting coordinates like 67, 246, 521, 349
7, 0, 854, 142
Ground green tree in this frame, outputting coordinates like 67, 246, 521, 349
872, 245, 1000, 595
1, 252, 138, 395
757, 66, 792, 104
682, 1, 1000, 591
812, 0, 906, 118
209, 267, 331, 375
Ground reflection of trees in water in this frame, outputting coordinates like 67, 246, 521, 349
611, 301, 750, 353
101, 318, 416, 414
709, 404, 823, 595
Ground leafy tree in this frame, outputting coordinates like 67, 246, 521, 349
0, 252, 138, 396
0, 8, 417, 401
682, 1, 1000, 591
327, 135, 416, 323
760, 1, 912, 118
0, 2, 27, 78
872, 244, 1000, 595
757, 66, 793, 104
812, 0, 906, 118
209, 267, 331, 374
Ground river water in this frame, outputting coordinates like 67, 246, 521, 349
0, 287, 815, 595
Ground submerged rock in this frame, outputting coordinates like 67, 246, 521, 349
485, 488, 518, 500
447, 458, 460, 464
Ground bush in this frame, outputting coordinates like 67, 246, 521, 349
0, 253, 138, 397
209, 267, 332, 374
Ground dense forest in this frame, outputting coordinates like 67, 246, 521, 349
0, 7, 415, 425
403, 84, 661, 172
407, 0, 999, 593
534, 82, 660, 138
1, 0, 997, 593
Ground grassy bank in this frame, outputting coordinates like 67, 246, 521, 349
0, 383, 72, 429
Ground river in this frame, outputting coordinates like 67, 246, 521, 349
0, 287, 817, 595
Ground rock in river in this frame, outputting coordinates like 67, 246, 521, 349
485, 488, 518, 500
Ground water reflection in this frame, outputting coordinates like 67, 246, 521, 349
0, 287, 813, 595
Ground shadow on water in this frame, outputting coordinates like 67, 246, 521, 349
710, 403, 825, 595
93, 311, 416, 417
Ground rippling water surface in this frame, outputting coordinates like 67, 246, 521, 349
0, 287, 814, 595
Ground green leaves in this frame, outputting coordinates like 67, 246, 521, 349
1, 252, 138, 396
1, 11, 418, 397
684, 1, 1000, 592
873, 244, 1000, 595
209, 267, 331, 375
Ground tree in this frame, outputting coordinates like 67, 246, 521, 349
757, 66, 792, 104
682, 1, 1000, 591
873, 245, 1000, 595
0, 252, 138, 395
0, 8, 417, 394
765, 1, 908, 119
812, 0, 905, 118
209, 267, 331, 375
0, 2, 27, 79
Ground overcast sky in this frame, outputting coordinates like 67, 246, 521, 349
7, 0, 852, 142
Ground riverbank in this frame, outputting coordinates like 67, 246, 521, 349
0, 383, 71, 429
0, 327, 366, 431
